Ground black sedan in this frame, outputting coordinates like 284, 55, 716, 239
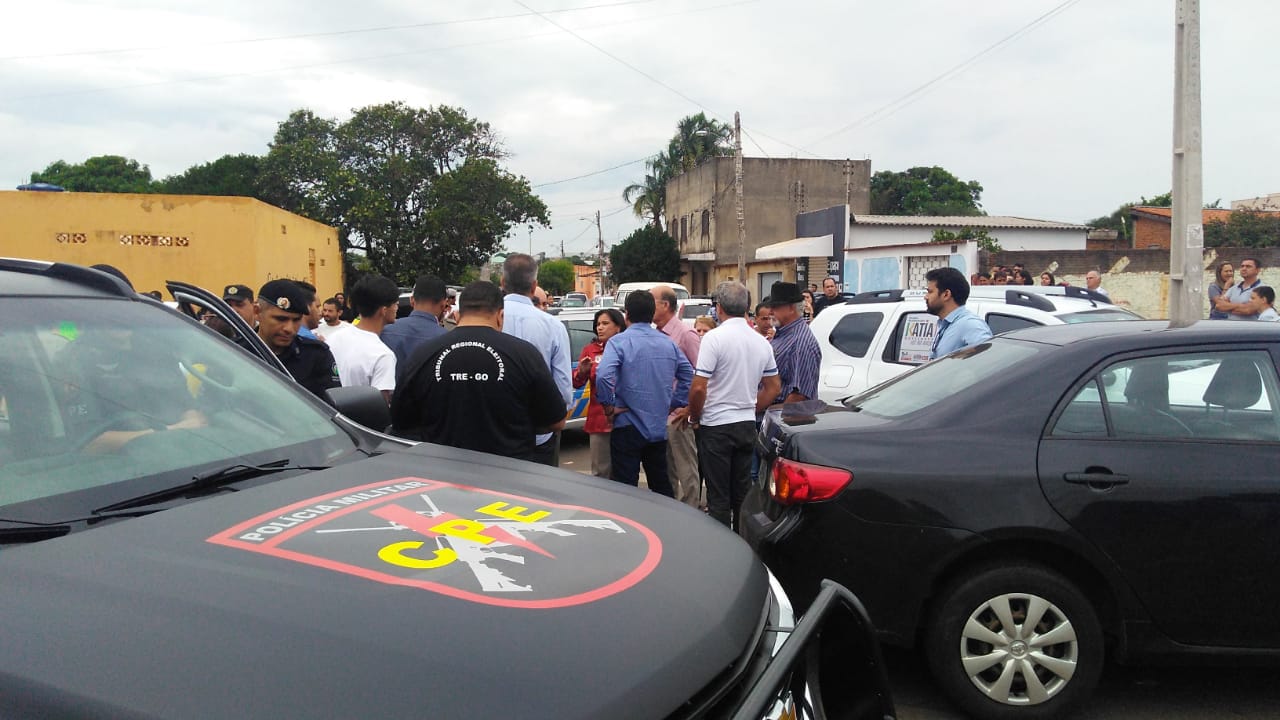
0, 259, 893, 720
742, 320, 1280, 720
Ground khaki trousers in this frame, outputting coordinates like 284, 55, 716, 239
666, 417, 701, 508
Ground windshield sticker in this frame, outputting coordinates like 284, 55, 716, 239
208, 478, 662, 609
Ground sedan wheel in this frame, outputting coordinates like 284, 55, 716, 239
926, 564, 1103, 720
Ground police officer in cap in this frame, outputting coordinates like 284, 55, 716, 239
256, 279, 341, 400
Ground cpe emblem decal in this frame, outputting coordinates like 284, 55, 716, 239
208, 478, 662, 608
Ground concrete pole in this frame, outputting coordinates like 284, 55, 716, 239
734, 111, 746, 284
1169, 0, 1203, 326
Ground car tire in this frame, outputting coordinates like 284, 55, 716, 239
924, 564, 1103, 720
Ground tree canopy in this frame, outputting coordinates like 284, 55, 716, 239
608, 225, 681, 285
156, 154, 266, 199
623, 113, 734, 230
261, 102, 549, 285
870, 166, 984, 216
30, 155, 157, 193
537, 258, 576, 296
1204, 209, 1280, 248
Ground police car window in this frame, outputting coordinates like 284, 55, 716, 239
562, 319, 596, 360
986, 313, 1040, 335
0, 299, 352, 510
828, 312, 883, 358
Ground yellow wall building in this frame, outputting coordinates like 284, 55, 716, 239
0, 191, 343, 298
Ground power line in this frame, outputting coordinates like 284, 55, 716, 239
0, 0, 659, 63
533, 156, 654, 189
4, 1, 745, 104
801, 0, 1083, 152
512, 0, 811, 157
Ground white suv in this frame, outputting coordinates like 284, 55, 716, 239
813, 285, 1142, 403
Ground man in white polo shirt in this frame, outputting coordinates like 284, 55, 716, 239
687, 281, 780, 530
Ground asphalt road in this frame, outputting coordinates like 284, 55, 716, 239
886, 645, 1280, 718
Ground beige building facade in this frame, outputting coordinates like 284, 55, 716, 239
664, 157, 871, 300
0, 191, 342, 298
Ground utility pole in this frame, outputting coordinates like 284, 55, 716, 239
594, 210, 604, 295
734, 111, 746, 284
1169, 0, 1203, 327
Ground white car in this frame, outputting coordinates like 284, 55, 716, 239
813, 286, 1143, 404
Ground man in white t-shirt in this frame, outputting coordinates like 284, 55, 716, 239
687, 281, 780, 530
315, 297, 351, 340
326, 274, 399, 403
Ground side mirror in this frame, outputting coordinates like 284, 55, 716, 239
325, 386, 391, 432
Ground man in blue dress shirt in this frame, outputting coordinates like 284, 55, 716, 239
595, 289, 693, 497
501, 254, 573, 466
380, 275, 448, 376
926, 267, 993, 360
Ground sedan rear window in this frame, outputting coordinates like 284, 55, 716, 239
1059, 308, 1144, 323
849, 340, 1041, 417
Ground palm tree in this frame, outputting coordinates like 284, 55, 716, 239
623, 114, 733, 230
623, 167, 667, 231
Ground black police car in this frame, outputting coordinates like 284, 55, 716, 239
742, 319, 1280, 719
0, 259, 893, 719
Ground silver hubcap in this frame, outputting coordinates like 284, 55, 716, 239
959, 592, 1079, 706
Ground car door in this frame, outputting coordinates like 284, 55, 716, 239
1037, 346, 1280, 648
165, 280, 288, 376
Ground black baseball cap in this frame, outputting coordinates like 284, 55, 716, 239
257, 279, 309, 316
223, 284, 254, 303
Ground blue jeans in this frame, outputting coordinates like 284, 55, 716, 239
609, 424, 673, 497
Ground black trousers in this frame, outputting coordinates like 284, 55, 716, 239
609, 424, 673, 497
696, 421, 757, 529
530, 432, 560, 468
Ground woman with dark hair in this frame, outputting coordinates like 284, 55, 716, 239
574, 308, 626, 479
1040, 271, 1055, 286
1207, 262, 1235, 319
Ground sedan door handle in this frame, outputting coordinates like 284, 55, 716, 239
1063, 472, 1129, 487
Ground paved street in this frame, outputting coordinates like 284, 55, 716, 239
886, 646, 1280, 718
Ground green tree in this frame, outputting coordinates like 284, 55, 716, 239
262, 102, 548, 285
608, 225, 680, 285
1204, 209, 1280, 248
537, 258, 576, 295
931, 227, 1002, 253
157, 154, 266, 199
622, 169, 667, 231
30, 155, 158, 193
623, 113, 733, 229
870, 166, 984, 216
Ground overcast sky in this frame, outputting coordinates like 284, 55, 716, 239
2, 0, 1274, 260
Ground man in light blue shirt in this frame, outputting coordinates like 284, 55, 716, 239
926, 267, 993, 360
501, 254, 573, 466
595, 289, 693, 496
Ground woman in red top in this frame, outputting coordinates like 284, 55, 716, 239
574, 308, 625, 479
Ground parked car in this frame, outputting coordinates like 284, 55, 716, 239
562, 292, 589, 308
557, 308, 600, 430
0, 258, 895, 719
742, 319, 1280, 719
811, 286, 1143, 403
680, 297, 715, 328
590, 295, 616, 308
614, 281, 689, 308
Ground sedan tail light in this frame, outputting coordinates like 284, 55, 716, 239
769, 458, 853, 505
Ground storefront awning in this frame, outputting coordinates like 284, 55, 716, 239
681, 252, 715, 261
754, 234, 834, 260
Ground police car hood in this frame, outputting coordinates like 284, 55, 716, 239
0, 443, 768, 720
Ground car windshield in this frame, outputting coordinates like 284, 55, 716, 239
1059, 307, 1144, 323
0, 298, 354, 515
847, 339, 1042, 417
562, 296, 587, 308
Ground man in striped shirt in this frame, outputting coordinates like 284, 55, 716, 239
764, 281, 820, 405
